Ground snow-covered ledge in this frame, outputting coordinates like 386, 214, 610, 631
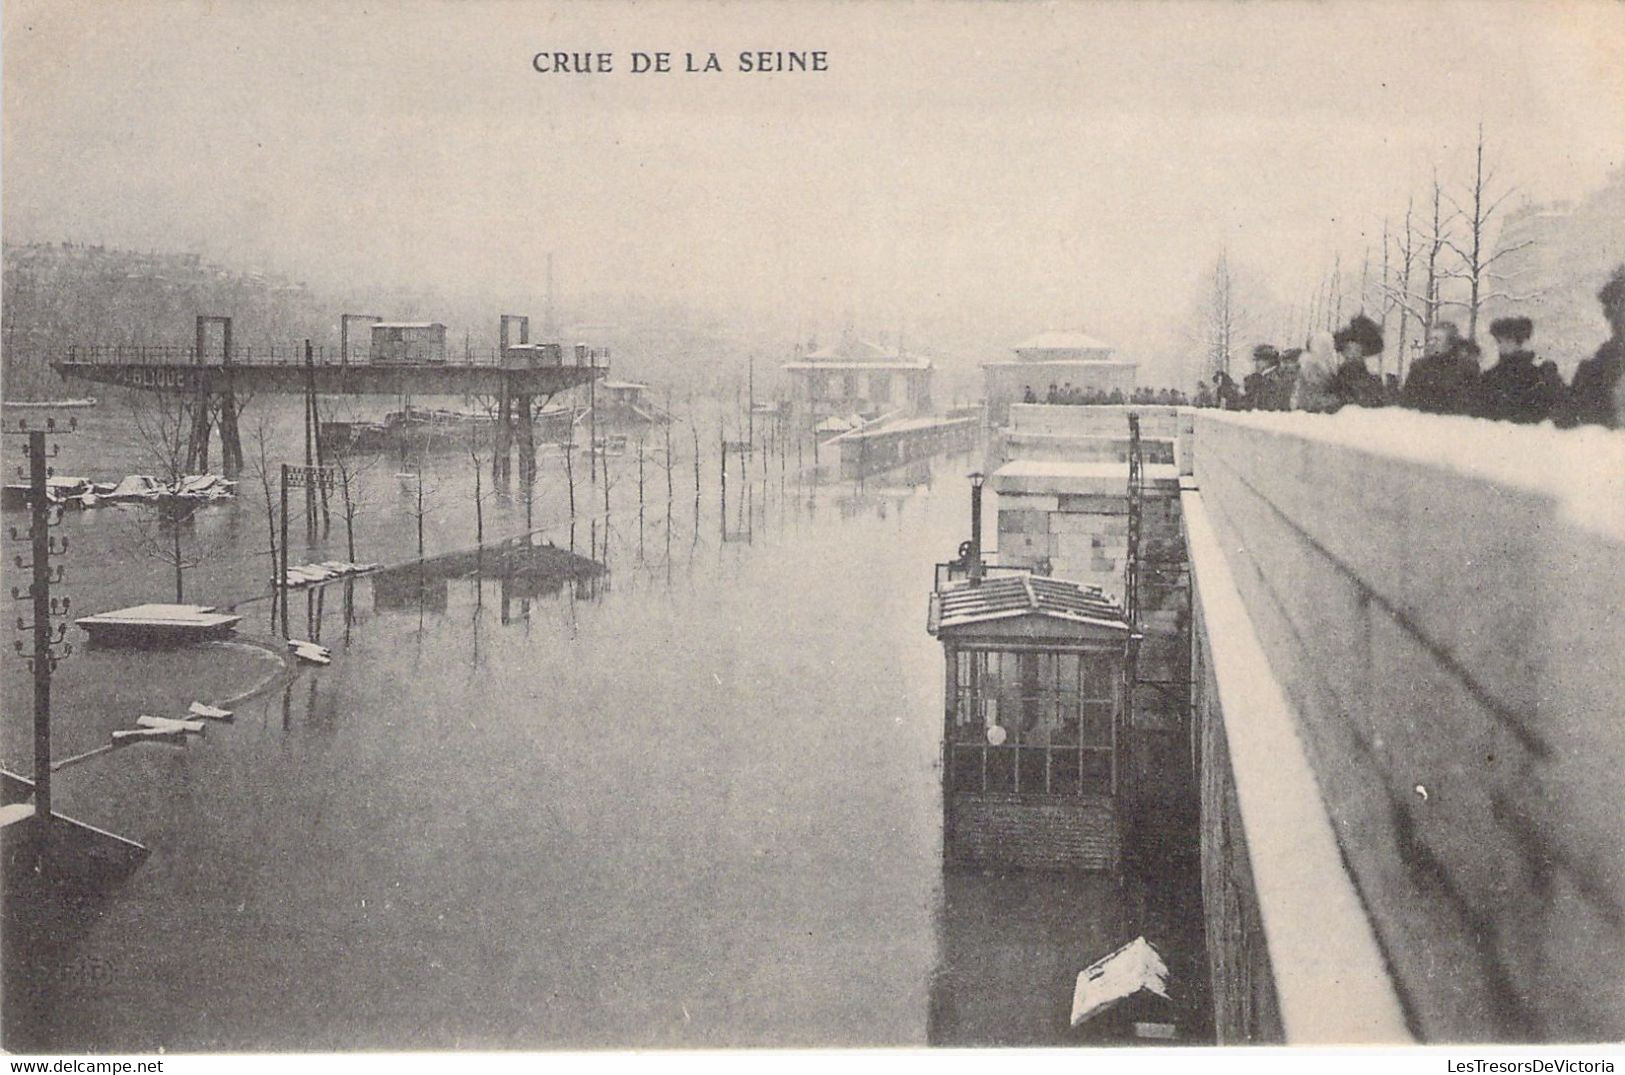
1184, 485, 1410, 1043
1188, 409, 1624, 1042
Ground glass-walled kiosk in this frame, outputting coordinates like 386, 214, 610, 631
928, 573, 1133, 871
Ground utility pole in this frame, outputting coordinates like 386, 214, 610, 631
7, 417, 77, 836
280, 463, 291, 635
280, 461, 334, 637
302, 341, 319, 540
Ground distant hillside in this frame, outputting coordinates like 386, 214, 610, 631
1, 241, 331, 399
0, 241, 775, 404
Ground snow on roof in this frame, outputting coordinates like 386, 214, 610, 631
804, 337, 900, 362
371, 321, 445, 330
1013, 331, 1114, 353
1070, 937, 1170, 1027
929, 573, 1131, 635
783, 360, 932, 372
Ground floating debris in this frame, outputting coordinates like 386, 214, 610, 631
1070, 936, 1171, 1029
111, 726, 187, 746
279, 561, 379, 590
135, 715, 206, 736
288, 639, 332, 666
188, 701, 233, 721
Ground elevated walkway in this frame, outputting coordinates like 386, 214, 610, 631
54, 347, 601, 398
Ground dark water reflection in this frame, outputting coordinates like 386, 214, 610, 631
4, 439, 1194, 1050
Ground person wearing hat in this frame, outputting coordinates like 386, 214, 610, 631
1561, 263, 1625, 429
1265, 347, 1303, 411
1241, 344, 1280, 410
1401, 320, 1482, 415
1475, 316, 1562, 424
1326, 314, 1387, 410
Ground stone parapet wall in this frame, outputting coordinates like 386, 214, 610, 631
1190, 410, 1625, 1042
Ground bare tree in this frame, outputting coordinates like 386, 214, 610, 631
1186, 250, 1247, 383
320, 401, 380, 563
1423, 169, 1449, 335
122, 392, 218, 601
399, 449, 442, 561
562, 407, 578, 520
1440, 122, 1536, 339
467, 421, 491, 548
244, 410, 284, 611
663, 391, 676, 518
1380, 195, 1422, 381
689, 394, 701, 500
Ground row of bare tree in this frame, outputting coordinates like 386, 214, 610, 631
122, 386, 799, 608
1192, 124, 1535, 382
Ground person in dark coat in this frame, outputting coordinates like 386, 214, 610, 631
1475, 316, 1562, 424
1241, 345, 1279, 410
1213, 369, 1242, 410
1327, 314, 1387, 409
1401, 321, 1481, 415
1561, 264, 1625, 429
1263, 348, 1302, 411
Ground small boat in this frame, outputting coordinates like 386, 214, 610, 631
76, 603, 241, 646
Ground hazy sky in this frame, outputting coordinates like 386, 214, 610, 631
5, 0, 1623, 377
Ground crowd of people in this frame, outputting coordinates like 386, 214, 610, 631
1023, 384, 1193, 407
1199, 263, 1625, 429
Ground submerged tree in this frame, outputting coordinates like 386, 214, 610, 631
320, 401, 380, 563
244, 410, 284, 616
399, 448, 442, 562
122, 391, 222, 602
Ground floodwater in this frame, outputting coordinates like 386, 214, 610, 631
3, 400, 1191, 1050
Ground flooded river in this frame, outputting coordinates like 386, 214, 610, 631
3, 401, 1164, 1050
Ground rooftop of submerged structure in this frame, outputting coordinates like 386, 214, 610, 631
929, 573, 1132, 636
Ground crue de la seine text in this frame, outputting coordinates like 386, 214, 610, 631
532, 51, 828, 74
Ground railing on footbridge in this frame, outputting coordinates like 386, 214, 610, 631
62, 344, 608, 369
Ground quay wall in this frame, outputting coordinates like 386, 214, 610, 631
1186, 409, 1625, 1042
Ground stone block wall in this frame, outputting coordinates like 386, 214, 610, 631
996, 488, 1181, 604
1191, 411, 1625, 1041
